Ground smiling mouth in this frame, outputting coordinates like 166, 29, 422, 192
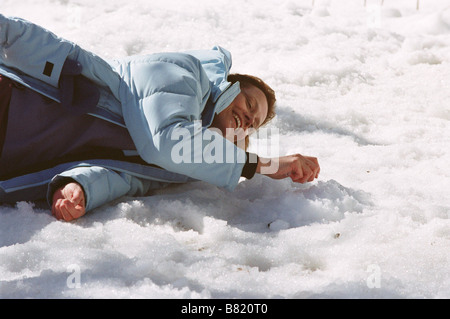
233, 113, 242, 129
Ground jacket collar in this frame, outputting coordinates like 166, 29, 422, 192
202, 81, 241, 127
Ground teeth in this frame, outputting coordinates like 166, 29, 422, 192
233, 114, 241, 128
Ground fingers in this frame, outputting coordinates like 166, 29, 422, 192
52, 199, 71, 221
291, 164, 313, 184
289, 155, 320, 184
52, 183, 86, 222
307, 156, 321, 178
52, 198, 86, 222
55, 199, 74, 221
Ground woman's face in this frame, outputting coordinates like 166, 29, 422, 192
211, 84, 269, 142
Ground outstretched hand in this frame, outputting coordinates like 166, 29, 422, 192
257, 154, 320, 184
52, 182, 86, 222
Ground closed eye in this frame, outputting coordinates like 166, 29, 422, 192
244, 93, 263, 129
246, 97, 253, 111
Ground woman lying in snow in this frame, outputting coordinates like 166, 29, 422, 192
0, 15, 320, 221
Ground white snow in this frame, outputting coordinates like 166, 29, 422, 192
1, 0, 449, 298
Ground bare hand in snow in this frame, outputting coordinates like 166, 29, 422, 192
257, 154, 320, 184
52, 182, 86, 222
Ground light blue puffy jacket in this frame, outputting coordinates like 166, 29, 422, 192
0, 15, 247, 212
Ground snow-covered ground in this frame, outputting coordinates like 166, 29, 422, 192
1, 0, 449, 298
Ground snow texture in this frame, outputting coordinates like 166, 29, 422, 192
1, 0, 449, 298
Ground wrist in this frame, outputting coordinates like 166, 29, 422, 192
256, 157, 271, 175
241, 152, 259, 179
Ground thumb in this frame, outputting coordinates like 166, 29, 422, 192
63, 183, 85, 207
71, 187, 84, 207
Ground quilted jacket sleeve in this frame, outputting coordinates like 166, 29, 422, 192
118, 53, 246, 191
48, 166, 167, 212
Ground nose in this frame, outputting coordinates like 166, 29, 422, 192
244, 112, 255, 130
